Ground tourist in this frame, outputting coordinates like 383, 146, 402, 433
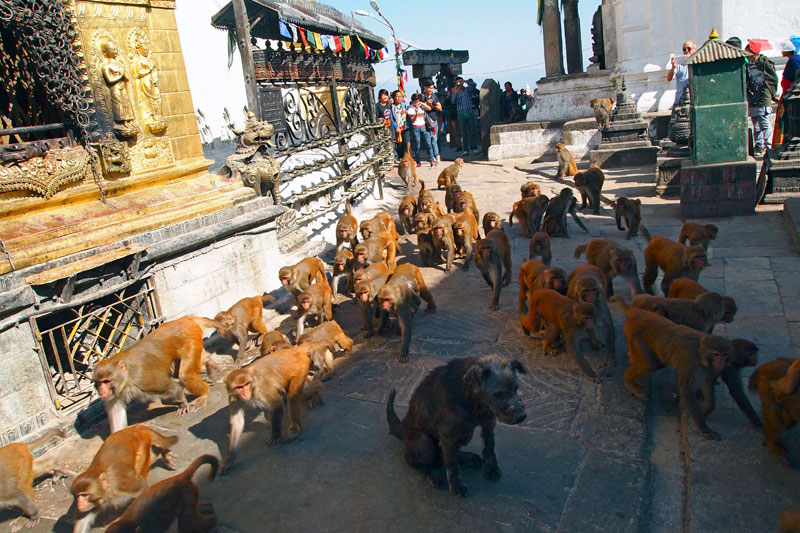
744, 40, 779, 156
375, 88, 390, 130
406, 93, 436, 167
420, 79, 442, 164
667, 40, 696, 106
772, 37, 800, 146
389, 90, 409, 161
449, 76, 479, 155
502, 82, 519, 123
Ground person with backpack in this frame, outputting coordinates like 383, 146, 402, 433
744, 41, 779, 156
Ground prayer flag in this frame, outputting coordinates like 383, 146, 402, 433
333, 36, 343, 52
307, 31, 316, 48
278, 19, 291, 40
290, 23, 298, 43
356, 35, 368, 58
313, 32, 323, 49
298, 27, 308, 47
343, 35, 352, 51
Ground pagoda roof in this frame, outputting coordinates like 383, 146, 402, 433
686, 39, 748, 65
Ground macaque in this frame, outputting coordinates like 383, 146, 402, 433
104, 454, 219, 533
71, 425, 179, 533
542, 188, 587, 237
296, 283, 333, 339
668, 278, 737, 326
353, 231, 397, 272
259, 331, 292, 356
360, 211, 400, 243
630, 292, 725, 334
222, 347, 313, 474
415, 213, 438, 267
568, 264, 615, 358
589, 97, 612, 130
437, 158, 464, 189
528, 231, 552, 266
614, 297, 732, 440
93, 316, 216, 433
482, 212, 504, 236
445, 183, 463, 213
197, 294, 274, 367
520, 181, 541, 199
398, 194, 417, 235
679, 221, 718, 250
518, 259, 567, 313
521, 289, 601, 382
398, 151, 418, 190
509, 197, 543, 237
698, 338, 761, 428
353, 262, 391, 337
452, 212, 479, 270
614, 197, 648, 240
297, 321, 354, 380
431, 216, 456, 274
574, 238, 643, 297
526, 195, 550, 234
417, 181, 436, 210
455, 191, 480, 223
278, 257, 327, 299
331, 248, 354, 302
643, 235, 707, 296
376, 267, 427, 362
555, 142, 578, 177
573, 164, 605, 214
474, 230, 512, 311
335, 202, 358, 251
749, 357, 800, 466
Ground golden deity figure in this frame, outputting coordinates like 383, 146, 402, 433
128, 29, 167, 134
100, 36, 139, 139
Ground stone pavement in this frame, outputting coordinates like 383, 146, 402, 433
4, 147, 800, 532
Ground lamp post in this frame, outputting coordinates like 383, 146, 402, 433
355, 2, 404, 93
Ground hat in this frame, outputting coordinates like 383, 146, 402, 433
725, 36, 742, 49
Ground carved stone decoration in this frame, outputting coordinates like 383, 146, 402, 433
276, 208, 307, 254
668, 89, 692, 146
601, 79, 650, 144
127, 29, 167, 135
128, 136, 174, 171
0, 146, 93, 198
588, 6, 605, 70
223, 113, 281, 204
97, 141, 131, 174
94, 30, 139, 140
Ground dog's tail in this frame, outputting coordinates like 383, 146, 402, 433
386, 389, 402, 440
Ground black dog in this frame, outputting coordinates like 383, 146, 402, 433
386, 356, 527, 497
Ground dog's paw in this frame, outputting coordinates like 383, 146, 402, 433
449, 479, 468, 498
458, 451, 483, 470
426, 473, 445, 489
484, 464, 502, 481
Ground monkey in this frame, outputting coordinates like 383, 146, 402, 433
296, 283, 333, 339
542, 188, 588, 238
474, 230, 512, 311
574, 238, 643, 297
509, 197, 540, 237
526, 195, 550, 235
417, 180, 436, 209
643, 235, 707, 296
330, 248, 354, 303
482, 212, 504, 236
455, 190, 480, 224
335, 201, 358, 251
589, 97, 612, 130
521, 289, 601, 382
613, 297, 732, 440
452, 212, 479, 270
431, 216, 457, 274
416, 183, 447, 218
360, 211, 400, 243
414, 213, 439, 267
353, 262, 391, 337
398, 194, 417, 235
93, 316, 216, 433
748, 357, 800, 467
573, 164, 605, 214
278, 257, 327, 300
769, 357, 800, 397
614, 197, 649, 240
568, 264, 615, 358
376, 266, 431, 363
668, 278, 737, 327
398, 150, 418, 190
520, 181, 541, 199
437, 157, 464, 189
444, 182, 463, 213
630, 292, 725, 334
353, 231, 397, 272
259, 330, 293, 356
555, 142, 578, 178
518, 259, 567, 313
0, 429, 68, 532
71, 425, 179, 533
104, 454, 219, 533
528, 231, 552, 266
222, 347, 313, 474
297, 321, 354, 380
196, 294, 273, 367
679, 221, 718, 250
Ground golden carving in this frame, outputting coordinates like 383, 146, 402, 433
94, 30, 139, 139
127, 29, 167, 135
97, 141, 131, 174
0, 146, 93, 198
129, 136, 174, 172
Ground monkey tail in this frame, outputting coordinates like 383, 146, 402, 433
419, 180, 426, 193
188, 315, 218, 329
261, 294, 276, 304
508, 210, 514, 227
640, 226, 652, 242
23, 428, 68, 450
345, 200, 352, 216
180, 454, 219, 483
148, 428, 179, 449
386, 389, 403, 440
573, 244, 587, 259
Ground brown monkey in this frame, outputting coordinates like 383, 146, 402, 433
542, 188, 587, 237
528, 231, 552, 266
431, 216, 457, 273
474, 230, 512, 311
417, 180, 436, 208
331, 248, 354, 303
259, 331, 292, 356
697, 338, 761, 428
278, 257, 327, 299
398, 194, 417, 235
769, 358, 800, 397
197, 294, 273, 367
353, 262, 391, 337
614, 297, 732, 440
437, 157, 464, 189
335, 201, 358, 251
573, 164, 605, 214
398, 151, 418, 190
297, 320, 354, 380
668, 278, 737, 326
104, 454, 219, 533
525, 195, 550, 234
679, 221, 718, 250
643, 235, 707, 295
555, 142, 578, 177
444, 182, 463, 213
455, 190, 480, 224
360, 211, 400, 243
415, 213, 438, 267
71, 425, 179, 533
520, 181, 541, 199
482, 212, 504, 236
452, 212, 479, 270
630, 292, 725, 334
222, 347, 312, 473
518, 259, 567, 313
417, 195, 446, 218
589, 97, 612, 129
574, 238, 643, 297
509, 197, 541, 237
521, 289, 601, 382
749, 357, 800, 466
93, 316, 216, 433
568, 264, 615, 358
614, 197, 648, 240
376, 266, 432, 362
353, 231, 398, 272
296, 283, 333, 338
0, 429, 68, 531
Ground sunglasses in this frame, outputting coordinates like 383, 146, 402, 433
682, 47, 693, 52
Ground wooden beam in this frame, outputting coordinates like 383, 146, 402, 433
232, 0, 260, 115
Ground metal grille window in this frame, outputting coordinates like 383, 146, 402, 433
29, 278, 162, 412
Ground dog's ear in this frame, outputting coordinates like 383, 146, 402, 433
509, 359, 527, 375
464, 362, 489, 392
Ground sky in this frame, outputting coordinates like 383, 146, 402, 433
331, 0, 601, 93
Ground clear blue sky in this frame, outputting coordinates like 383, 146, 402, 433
333, 0, 601, 93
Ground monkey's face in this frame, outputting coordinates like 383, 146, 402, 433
278, 268, 292, 286
93, 360, 125, 400
579, 283, 598, 304
613, 254, 631, 274
532, 238, 545, 252
689, 249, 707, 269
360, 228, 371, 240
574, 303, 596, 329
458, 199, 468, 211
488, 218, 497, 229
75, 490, 101, 513
299, 298, 312, 311
380, 295, 394, 311
338, 227, 350, 239
731, 339, 758, 366
701, 337, 732, 371
421, 200, 432, 212
334, 261, 345, 273
477, 243, 491, 259
355, 249, 367, 263
453, 224, 464, 237
453, 189, 461, 198
401, 206, 410, 216
433, 226, 444, 239
722, 298, 737, 323
233, 380, 252, 401
357, 289, 371, 303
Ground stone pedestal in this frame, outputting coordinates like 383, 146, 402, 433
656, 156, 689, 197
590, 141, 658, 168
759, 153, 800, 204
526, 72, 616, 123
680, 160, 756, 218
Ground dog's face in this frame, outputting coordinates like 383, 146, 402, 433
464, 357, 527, 425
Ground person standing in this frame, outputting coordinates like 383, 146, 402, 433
389, 90, 409, 162
375, 88, 391, 130
773, 40, 800, 146
449, 76, 479, 155
406, 93, 435, 167
502, 82, 519, 122
420, 79, 442, 165
744, 41, 779, 156
667, 40, 696, 106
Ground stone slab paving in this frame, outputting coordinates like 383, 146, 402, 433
5, 148, 800, 532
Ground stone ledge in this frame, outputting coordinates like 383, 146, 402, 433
782, 198, 800, 252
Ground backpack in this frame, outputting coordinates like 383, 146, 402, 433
746, 59, 767, 105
